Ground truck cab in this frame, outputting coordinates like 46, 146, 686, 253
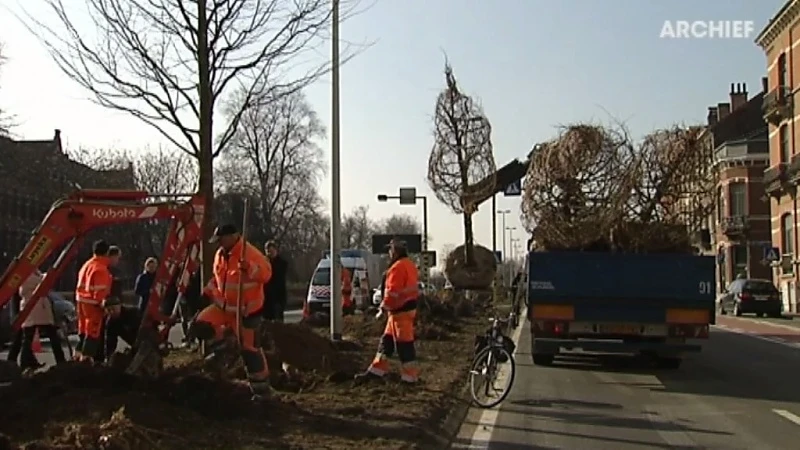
527, 251, 716, 369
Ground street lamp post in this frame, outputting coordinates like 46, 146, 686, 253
497, 210, 511, 259
329, 0, 343, 341
377, 192, 428, 250
506, 227, 516, 281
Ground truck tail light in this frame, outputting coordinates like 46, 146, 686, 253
534, 321, 568, 335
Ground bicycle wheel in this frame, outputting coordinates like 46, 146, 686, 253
469, 345, 516, 408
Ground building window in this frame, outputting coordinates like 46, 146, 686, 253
731, 245, 748, 278
781, 124, 791, 162
782, 213, 794, 275
779, 53, 788, 88
729, 182, 746, 216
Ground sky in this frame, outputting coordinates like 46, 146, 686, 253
0, 0, 787, 263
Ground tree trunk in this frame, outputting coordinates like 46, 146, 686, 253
197, 0, 215, 286
463, 212, 475, 266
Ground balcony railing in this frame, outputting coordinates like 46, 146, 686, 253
720, 215, 748, 236
764, 163, 789, 196
763, 86, 794, 126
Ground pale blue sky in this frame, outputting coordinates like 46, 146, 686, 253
0, 0, 784, 261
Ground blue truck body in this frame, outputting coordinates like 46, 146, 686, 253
526, 251, 716, 362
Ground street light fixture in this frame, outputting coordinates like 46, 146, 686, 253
377, 189, 428, 250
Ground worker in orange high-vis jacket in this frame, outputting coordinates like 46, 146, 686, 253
188, 224, 273, 397
356, 238, 420, 384
341, 265, 353, 313
74, 240, 114, 363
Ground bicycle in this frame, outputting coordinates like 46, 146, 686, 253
469, 313, 517, 408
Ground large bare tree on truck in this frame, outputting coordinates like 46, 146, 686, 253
21, 0, 355, 282
426, 61, 497, 289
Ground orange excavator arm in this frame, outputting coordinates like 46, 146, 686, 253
0, 189, 206, 335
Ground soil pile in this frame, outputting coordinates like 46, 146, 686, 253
443, 245, 497, 290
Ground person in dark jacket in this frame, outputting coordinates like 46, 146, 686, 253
95, 245, 123, 363
103, 297, 142, 356
263, 241, 288, 322
134, 257, 158, 316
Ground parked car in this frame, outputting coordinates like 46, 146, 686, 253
372, 281, 433, 306
718, 278, 782, 318
0, 293, 77, 344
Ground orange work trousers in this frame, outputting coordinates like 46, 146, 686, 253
195, 305, 269, 381
368, 310, 419, 383
77, 302, 104, 360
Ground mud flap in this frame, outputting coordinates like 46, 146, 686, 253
125, 326, 164, 378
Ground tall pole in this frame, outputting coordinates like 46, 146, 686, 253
329, 0, 342, 341
491, 194, 497, 253
421, 196, 428, 251
501, 213, 507, 259
507, 227, 516, 282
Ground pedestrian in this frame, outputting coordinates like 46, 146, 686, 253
134, 257, 158, 316
356, 239, 420, 384
263, 241, 288, 322
187, 224, 273, 398
95, 245, 123, 364
103, 297, 142, 356
18, 270, 66, 369
5, 292, 28, 366
74, 240, 113, 363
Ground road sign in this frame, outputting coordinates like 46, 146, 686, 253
494, 250, 503, 263
503, 179, 522, 197
399, 187, 417, 205
420, 250, 437, 267
764, 246, 781, 263
371, 234, 422, 254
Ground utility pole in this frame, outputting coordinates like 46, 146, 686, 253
329, 0, 342, 341
498, 210, 510, 259
491, 195, 497, 253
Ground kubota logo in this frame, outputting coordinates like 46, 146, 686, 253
92, 208, 137, 220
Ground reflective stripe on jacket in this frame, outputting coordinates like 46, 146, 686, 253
75, 256, 112, 306
381, 257, 419, 312
203, 239, 272, 312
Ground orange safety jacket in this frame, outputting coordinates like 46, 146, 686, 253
342, 268, 352, 305
381, 257, 419, 312
204, 239, 272, 316
75, 256, 113, 307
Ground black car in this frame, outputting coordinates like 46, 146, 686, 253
718, 279, 782, 318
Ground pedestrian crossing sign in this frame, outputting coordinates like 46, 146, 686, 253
504, 180, 522, 197
764, 247, 780, 263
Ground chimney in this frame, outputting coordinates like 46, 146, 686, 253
707, 107, 718, 126
730, 82, 748, 111
717, 102, 731, 121
53, 129, 63, 153
762, 77, 769, 93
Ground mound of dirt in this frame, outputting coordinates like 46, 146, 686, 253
261, 322, 362, 378
444, 244, 497, 290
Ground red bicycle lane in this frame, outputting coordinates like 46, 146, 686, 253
716, 316, 800, 345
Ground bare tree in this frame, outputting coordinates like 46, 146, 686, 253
426, 61, 496, 266
380, 213, 420, 235
219, 86, 325, 241
24, 0, 357, 281
341, 205, 377, 249
0, 41, 13, 136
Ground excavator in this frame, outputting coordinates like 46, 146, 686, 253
0, 189, 206, 379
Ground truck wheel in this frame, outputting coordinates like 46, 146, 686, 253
532, 354, 555, 366
655, 357, 682, 370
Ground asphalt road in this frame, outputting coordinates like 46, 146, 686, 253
454, 318, 800, 449
0, 309, 303, 368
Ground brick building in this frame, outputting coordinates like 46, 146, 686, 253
0, 129, 137, 290
704, 83, 771, 291
757, 0, 800, 312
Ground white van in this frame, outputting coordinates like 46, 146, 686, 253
305, 251, 369, 316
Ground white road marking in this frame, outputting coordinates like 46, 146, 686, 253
467, 308, 527, 448
773, 409, 800, 426
712, 325, 800, 351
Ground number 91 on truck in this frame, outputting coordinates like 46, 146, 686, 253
525, 251, 716, 370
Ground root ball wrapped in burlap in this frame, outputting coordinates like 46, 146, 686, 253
444, 244, 497, 289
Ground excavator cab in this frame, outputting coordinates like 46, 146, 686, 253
0, 189, 206, 379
